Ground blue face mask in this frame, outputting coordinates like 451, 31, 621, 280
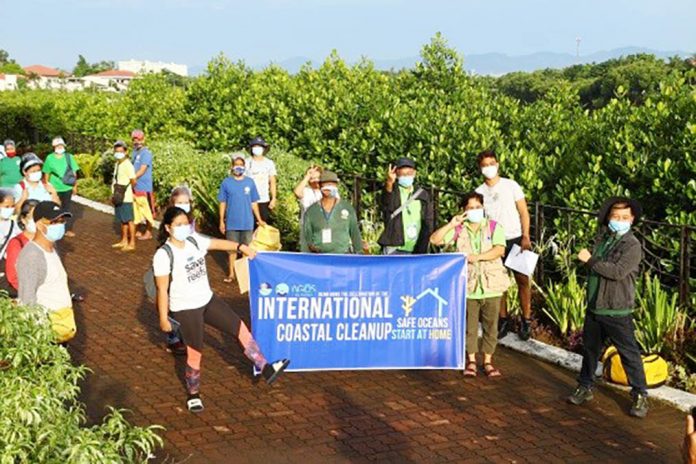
44, 223, 66, 242
172, 224, 191, 242
608, 220, 632, 235
466, 208, 485, 223
398, 176, 414, 188
232, 166, 245, 176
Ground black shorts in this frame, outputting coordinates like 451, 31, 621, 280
170, 294, 242, 351
256, 202, 271, 225
503, 236, 523, 262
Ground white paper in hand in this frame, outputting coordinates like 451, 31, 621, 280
234, 257, 250, 294
504, 244, 539, 276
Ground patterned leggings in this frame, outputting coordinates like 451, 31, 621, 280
170, 294, 268, 394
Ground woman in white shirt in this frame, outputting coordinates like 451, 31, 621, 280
154, 206, 289, 412
293, 165, 327, 249
14, 153, 60, 214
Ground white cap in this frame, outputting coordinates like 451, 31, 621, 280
52, 136, 65, 147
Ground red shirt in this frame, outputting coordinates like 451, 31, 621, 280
6, 233, 29, 290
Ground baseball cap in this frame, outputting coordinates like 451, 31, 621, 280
114, 140, 128, 149
33, 201, 73, 222
20, 153, 43, 172
52, 136, 65, 147
394, 157, 416, 169
247, 136, 269, 148
131, 129, 145, 139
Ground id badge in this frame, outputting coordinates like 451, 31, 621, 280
322, 228, 332, 244
406, 224, 419, 240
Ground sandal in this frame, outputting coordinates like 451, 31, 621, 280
463, 361, 477, 377
186, 394, 204, 413
483, 363, 502, 378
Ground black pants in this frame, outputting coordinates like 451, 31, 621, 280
57, 190, 74, 230
170, 294, 242, 351
579, 311, 648, 395
256, 202, 271, 226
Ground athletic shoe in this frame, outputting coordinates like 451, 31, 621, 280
497, 317, 511, 339
262, 359, 290, 385
567, 385, 594, 405
629, 393, 649, 418
518, 318, 532, 341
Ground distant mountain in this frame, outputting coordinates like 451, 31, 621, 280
188, 47, 692, 77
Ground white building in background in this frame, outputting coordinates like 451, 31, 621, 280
117, 59, 188, 76
0, 74, 18, 91
83, 70, 136, 92
23, 65, 66, 89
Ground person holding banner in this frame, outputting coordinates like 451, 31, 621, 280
154, 206, 289, 413
430, 192, 510, 377
301, 171, 364, 254
378, 157, 434, 255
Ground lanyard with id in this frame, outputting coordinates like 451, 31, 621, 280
321, 204, 335, 244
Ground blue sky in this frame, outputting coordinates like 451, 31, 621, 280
1, 0, 694, 70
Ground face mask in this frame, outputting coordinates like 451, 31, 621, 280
0, 207, 13, 220
321, 186, 339, 198
608, 220, 631, 235
171, 224, 191, 242
466, 208, 485, 223
133, 140, 143, 148
175, 203, 191, 213
398, 176, 415, 188
114, 152, 125, 160
43, 223, 65, 242
232, 166, 245, 176
251, 146, 264, 157
55, 148, 65, 155
26, 219, 36, 233
27, 171, 42, 183
481, 165, 498, 179
6, 150, 16, 158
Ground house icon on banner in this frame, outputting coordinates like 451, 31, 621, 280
401, 288, 448, 318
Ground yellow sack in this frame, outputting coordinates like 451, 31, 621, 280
251, 225, 282, 251
601, 345, 668, 389
48, 307, 77, 343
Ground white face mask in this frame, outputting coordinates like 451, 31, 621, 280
0, 207, 13, 220
28, 171, 42, 183
175, 203, 191, 213
251, 146, 265, 157
481, 165, 498, 179
55, 147, 65, 155
26, 219, 36, 233
114, 152, 125, 160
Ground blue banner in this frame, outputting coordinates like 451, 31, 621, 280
249, 252, 467, 371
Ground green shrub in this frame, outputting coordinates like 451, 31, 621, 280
0, 297, 163, 463
634, 273, 683, 353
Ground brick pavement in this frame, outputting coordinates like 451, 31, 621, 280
62, 204, 686, 463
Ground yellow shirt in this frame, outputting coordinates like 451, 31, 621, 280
114, 159, 136, 203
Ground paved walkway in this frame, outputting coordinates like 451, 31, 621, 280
63, 204, 685, 463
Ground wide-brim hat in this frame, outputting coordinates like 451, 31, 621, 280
20, 153, 43, 172
319, 170, 339, 183
597, 196, 643, 226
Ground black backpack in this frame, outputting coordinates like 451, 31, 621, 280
143, 236, 199, 303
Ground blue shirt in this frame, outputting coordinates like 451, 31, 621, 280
217, 176, 259, 231
132, 147, 153, 192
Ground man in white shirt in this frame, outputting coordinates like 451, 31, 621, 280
245, 137, 277, 226
475, 150, 533, 340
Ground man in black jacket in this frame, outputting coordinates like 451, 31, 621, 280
377, 157, 434, 255
567, 197, 649, 418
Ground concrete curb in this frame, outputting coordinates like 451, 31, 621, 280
72, 193, 696, 413
498, 333, 696, 413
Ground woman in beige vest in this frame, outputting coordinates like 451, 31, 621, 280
431, 192, 510, 377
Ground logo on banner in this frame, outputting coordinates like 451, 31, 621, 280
401, 288, 448, 318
